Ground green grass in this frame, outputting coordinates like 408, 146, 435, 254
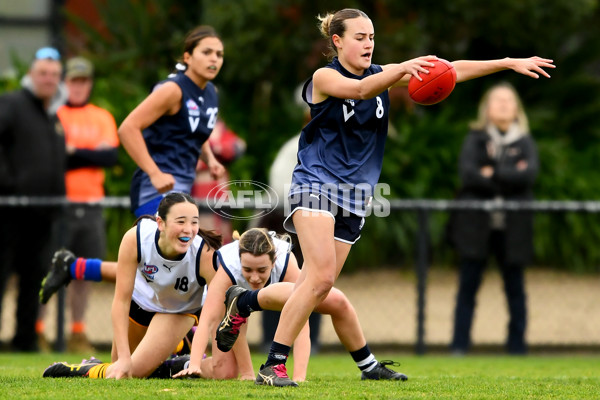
1, 352, 599, 399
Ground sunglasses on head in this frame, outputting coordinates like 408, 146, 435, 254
35, 47, 61, 61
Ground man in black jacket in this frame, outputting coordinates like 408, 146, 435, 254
0, 47, 66, 351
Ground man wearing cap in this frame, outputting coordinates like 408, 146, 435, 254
55, 56, 119, 352
0, 47, 66, 351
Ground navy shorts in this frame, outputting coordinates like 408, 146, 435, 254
129, 300, 201, 327
283, 192, 365, 244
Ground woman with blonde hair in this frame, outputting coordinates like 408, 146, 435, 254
450, 82, 538, 355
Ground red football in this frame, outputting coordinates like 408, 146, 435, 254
408, 58, 457, 105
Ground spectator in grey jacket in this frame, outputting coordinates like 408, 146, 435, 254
450, 82, 538, 355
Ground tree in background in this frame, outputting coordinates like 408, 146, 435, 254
3, 0, 597, 269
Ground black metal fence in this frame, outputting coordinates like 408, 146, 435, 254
382, 199, 600, 354
1, 196, 599, 353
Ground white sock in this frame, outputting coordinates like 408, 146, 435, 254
357, 354, 377, 372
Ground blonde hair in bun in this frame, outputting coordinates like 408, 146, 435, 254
317, 9, 369, 60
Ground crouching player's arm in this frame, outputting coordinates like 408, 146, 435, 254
106, 228, 138, 379
231, 323, 254, 380
173, 266, 233, 379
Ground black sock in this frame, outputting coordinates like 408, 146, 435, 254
265, 341, 290, 367
350, 344, 377, 372
235, 289, 262, 318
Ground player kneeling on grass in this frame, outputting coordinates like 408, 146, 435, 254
172, 228, 407, 385
41, 226, 405, 382
42, 192, 221, 379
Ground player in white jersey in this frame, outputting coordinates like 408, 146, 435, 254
173, 228, 406, 383
43, 192, 221, 379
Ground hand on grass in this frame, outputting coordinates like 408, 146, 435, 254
172, 365, 203, 379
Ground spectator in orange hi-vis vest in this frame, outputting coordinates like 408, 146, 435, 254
52, 56, 119, 352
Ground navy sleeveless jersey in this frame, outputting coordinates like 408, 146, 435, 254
130, 71, 219, 211
289, 57, 390, 217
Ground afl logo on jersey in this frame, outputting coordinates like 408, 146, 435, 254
186, 99, 200, 117
186, 98, 201, 132
141, 263, 159, 282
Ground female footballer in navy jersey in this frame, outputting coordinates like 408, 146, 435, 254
255, 8, 556, 386
118, 25, 226, 217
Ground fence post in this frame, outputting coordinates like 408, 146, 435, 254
55, 288, 66, 352
415, 208, 429, 355
54, 203, 67, 352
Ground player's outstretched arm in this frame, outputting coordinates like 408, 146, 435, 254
314, 56, 437, 101
453, 57, 555, 83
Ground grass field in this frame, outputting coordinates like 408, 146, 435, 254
1, 352, 599, 399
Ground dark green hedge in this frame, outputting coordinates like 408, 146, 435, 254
2, 0, 600, 271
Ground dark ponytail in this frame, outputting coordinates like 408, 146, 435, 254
198, 227, 222, 251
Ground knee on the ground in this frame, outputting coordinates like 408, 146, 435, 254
211, 358, 239, 380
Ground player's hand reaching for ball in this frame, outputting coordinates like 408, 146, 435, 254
504, 56, 555, 79
398, 56, 438, 81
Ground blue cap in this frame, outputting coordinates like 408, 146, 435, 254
35, 47, 61, 61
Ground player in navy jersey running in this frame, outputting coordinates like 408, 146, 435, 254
119, 25, 226, 217
256, 8, 555, 386
42, 192, 221, 379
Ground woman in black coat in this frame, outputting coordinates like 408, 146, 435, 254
450, 82, 538, 354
